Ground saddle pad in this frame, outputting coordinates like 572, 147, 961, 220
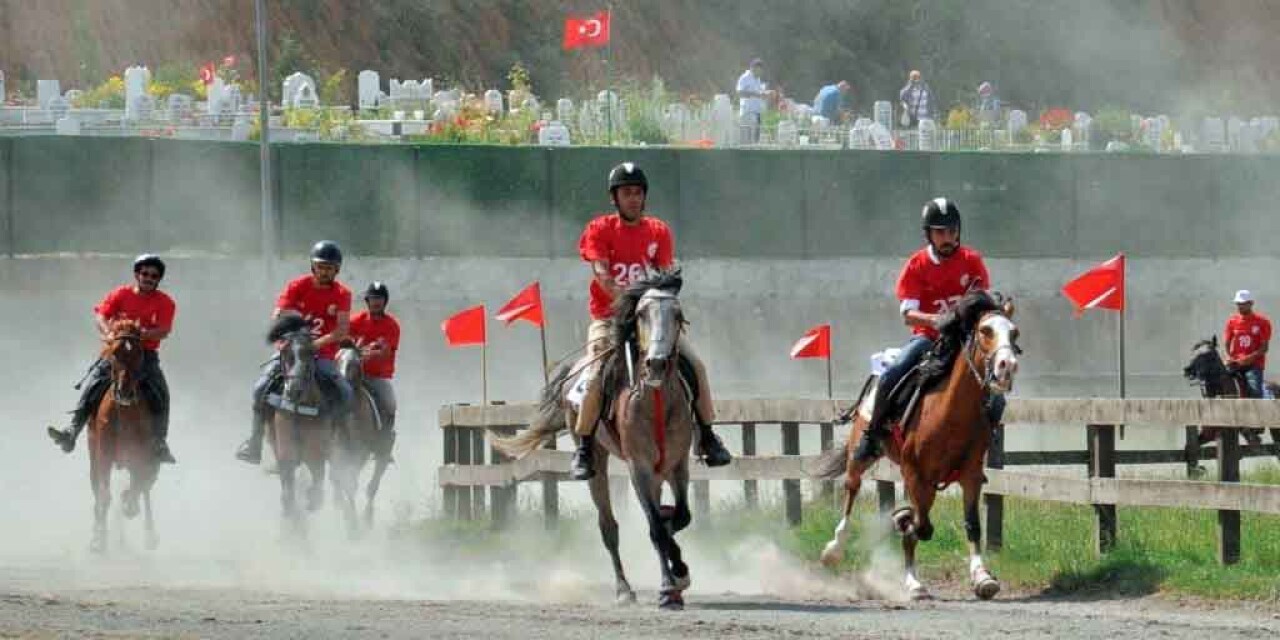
856, 378, 881, 422
870, 347, 902, 376
265, 392, 321, 416
566, 367, 593, 410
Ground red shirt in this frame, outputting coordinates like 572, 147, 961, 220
349, 310, 401, 379
579, 213, 675, 320
95, 286, 177, 351
275, 275, 352, 360
1224, 312, 1272, 370
895, 245, 990, 340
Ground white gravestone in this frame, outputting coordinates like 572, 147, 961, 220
129, 94, 155, 121
917, 118, 938, 151
47, 96, 70, 120
1008, 110, 1028, 138
56, 117, 81, 135
711, 93, 736, 147
538, 120, 571, 146
38, 79, 61, 109
358, 70, 380, 110
1202, 117, 1226, 152
293, 83, 319, 110
868, 122, 894, 150
124, 66, 151, 120
282, 72, 315, 109
167, 94, 193, 121
483, 89, 503, 115
0, 70, 6, 102
873, 100, 892, 130
776, 119, 798, 145
849, 117, 873, 150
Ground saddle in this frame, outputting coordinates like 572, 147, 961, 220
263, 370, 341, 417
596, 353, 699, 438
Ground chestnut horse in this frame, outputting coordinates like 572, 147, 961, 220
332, 343, 393, 538
813, 291, 1020, 600
494, 272, 697, 610
88, 319, 160, 554
264, 315, 334, 537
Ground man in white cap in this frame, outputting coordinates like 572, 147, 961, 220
1223, 289, 1272, 399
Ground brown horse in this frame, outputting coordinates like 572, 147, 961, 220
88, 319, 160, 554
1182, 336, 1279, 456
332, 343, 393, 538
264, 315, 334, 537
813, 291, 1019, 600
494, 272, 697, 610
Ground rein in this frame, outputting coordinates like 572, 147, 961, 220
961, 319, 1017, 393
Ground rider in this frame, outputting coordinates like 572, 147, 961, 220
569, 161, 733, 480
853, 198, 1002, 463
348, 281, 401, 463
235, 240, 354, 464
1223, 289, 1271, 399
47, 254, 177, 464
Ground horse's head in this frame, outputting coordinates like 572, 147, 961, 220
613, 270, 685, 389
960, 291, 1020, 395
102, 319, 144, 406
268, 314, 317, 404
1185, 336, 1228, 387
336, 339, 363, 383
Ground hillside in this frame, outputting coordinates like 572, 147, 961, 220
2, 0, 1279, 113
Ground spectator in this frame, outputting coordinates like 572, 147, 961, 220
899, 69, 935, 128
976, 81, 1001, 126
814, 80, 851, 124
736, 58, 767, 144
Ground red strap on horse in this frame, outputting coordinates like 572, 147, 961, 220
652, 387, 666, 473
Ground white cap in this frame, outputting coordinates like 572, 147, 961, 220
1233, 289, 1254, 304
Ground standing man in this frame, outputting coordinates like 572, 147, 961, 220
899, 70, 935, 129
570, 162, 733, 480
853, 198, 1001, 462
1224, 289, 1271, 399
236, 241, 353, 464
814, 80, 852, 124
349, 281, 400, 463
48, 254, 177, 464
736, 58, 767, 144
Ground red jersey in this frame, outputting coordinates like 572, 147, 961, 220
275, 275, 352, 360
94, 285, 177, 351
895, 245, 990, 340
1224, 312, 1272, 370
579, 213, 674, 320
349, 310, 401, 379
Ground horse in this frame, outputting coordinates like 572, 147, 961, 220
1182, 336, 1279, 456
493, 271, 697, 610
264, 314, 335, 537
87, 319, 160, 554
331, 342, 393, 538
812, 290, 1020, 601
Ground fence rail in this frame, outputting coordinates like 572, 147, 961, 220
437, 398, 1280, 564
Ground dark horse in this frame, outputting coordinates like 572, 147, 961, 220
493, 271, 697, 610
813, 291, 1019, 600
265, 315, 334, 537
1182, 336, 1279, 457
332, 343, 393, 538
88, 319, 160, 554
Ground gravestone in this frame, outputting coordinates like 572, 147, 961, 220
710, 93, 736, 146
47, 96, 70, 120
55, 116, 80, 135
917, 118, 938, 151
37, 79, 61, 109
873, 100, 892, 130
1201, 117, 1226, 152
358, 70, 380, 110
776, 119, 798, 145
868, 121, 894, 150
167, 94, 193, 120
578, 101, 598, 138
556, 98, 574, 123
538, 120, 571, 146
124, 66, 151, 120
522, 96, 540, 115
483, 89, 503, 115
293, 83, 319, 110
129, 94, 155, 121
663, 102, 689, 141
63, 89, 84, 106
0, 70, 5, 102
1227, 116, 1245, 151
849, 117, 873, 149
231, 113, 252, 141
282, 72, 316, 109
1008, 110, 1028, 138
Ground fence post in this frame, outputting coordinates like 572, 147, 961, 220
742, 422, 758, 509
1087, 423, 1117, 554
819, 422, 835, 500
877, 478, 895, 515
471, 428, 486, 516
542, 438, 559, 530
490, 426, 517, 528
1217, 428, 1241, 565
1184, 425, 1202, 477
442, 425, 458, 519
456, 426, 473, 520
782, 422, 802, 526
985, 423, 1005, 552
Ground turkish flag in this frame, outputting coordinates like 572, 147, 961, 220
495, 282, 545, 328
563, 11, 611, 50
790, 324, 832, 359
199, 63, 216, 86
1062, 253, 1125, 315
442, 305, 487, 346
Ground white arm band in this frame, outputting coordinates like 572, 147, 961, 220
899, 299, 920, 316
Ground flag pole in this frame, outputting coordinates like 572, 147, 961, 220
1118, 262, 1127, 439
605, 6, 614, 146
482, 341, 489, 406
539, 323, 550, 384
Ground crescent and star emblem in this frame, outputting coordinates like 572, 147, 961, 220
580, 19, 602, 37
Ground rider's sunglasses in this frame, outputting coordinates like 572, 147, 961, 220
137, 269, 162, 280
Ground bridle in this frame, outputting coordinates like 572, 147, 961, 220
961, 313, 1020, 393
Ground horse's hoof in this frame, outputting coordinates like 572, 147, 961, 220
908, 586, 931, 601
658, 591, 684, 611
673, 574, 691, 592
820, 541, 843, 567
615, 590, 637, 606
974, 577, 1000, 600
891, 507, 915, 537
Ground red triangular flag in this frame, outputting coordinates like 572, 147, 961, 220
442, 305, 487, 346
790, 324, 832, 359
1062, 253, 1125, 315
495, 282, 545, 328
199, 63, 216, 86
563, 11, 611, 50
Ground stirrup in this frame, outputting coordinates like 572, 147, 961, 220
235, 439, 262, 465
569, 445, 595, 480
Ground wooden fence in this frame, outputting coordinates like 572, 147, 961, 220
438, 398, 1280, 565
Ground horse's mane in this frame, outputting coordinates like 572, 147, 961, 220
599, 270, 684, 398
938, 290, 1005, 343
266, 314, 310, 344
1191, 338, 1218, 353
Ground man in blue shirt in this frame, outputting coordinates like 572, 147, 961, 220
814, 80, 851, 123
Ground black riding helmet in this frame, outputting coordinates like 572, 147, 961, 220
365, 281, 389, 303
921, 197, 961, 233
608, 162, 648, 194
133, 254, 166, 278
310, 240, 343, 266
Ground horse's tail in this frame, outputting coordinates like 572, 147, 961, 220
490, 359, 576, 459
808, 439, 850, 480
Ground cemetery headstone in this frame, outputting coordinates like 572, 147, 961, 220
1008, 110, 1028, 138
282, 72, 316, 109
358, 70, 380, 110
873, 100, 892, 130
37, 79, 61, 110
124, 66, 151, 120
483, 89, 503, 115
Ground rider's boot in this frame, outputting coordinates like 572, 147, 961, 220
150, 390, 176, 464
696, 419, 733, 467
853, 386, 895, 463
235, 408, 267, 464
47, 420, 84, 454
375, 414, 397, 465
570, 435, 596, 481
153, 438, 176, 464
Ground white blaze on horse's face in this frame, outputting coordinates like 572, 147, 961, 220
636, 289, 681, 387
980, 314, 1019, 394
